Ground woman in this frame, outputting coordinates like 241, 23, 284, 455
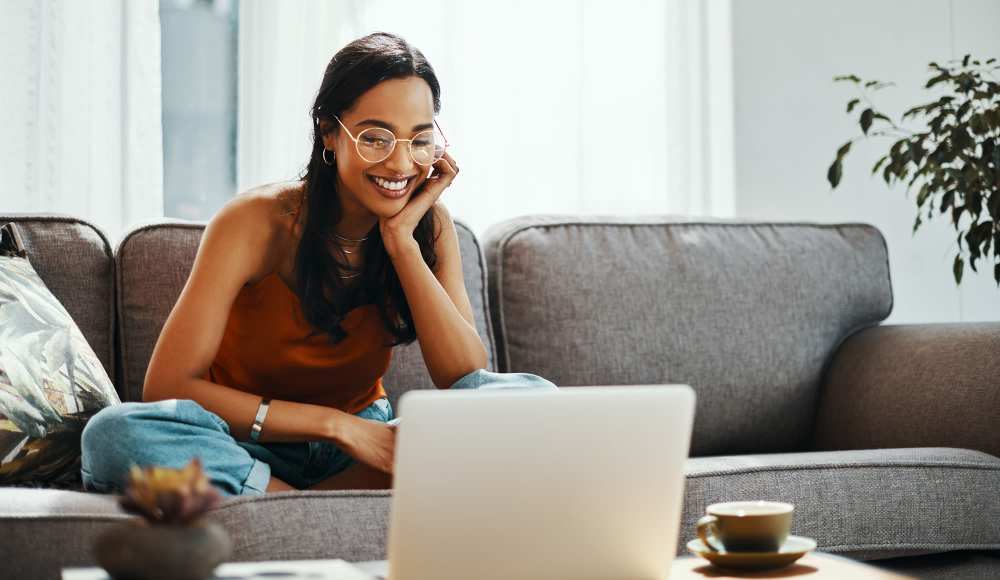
80, 32, 555, 496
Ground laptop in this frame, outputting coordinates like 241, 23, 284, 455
386, 385, 696, 580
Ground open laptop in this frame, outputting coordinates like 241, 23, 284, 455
386, 385, 696, 580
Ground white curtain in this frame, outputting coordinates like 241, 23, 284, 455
238, 0, 734, 236
0, 0, 163, 245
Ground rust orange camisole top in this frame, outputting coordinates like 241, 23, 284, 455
203, 272, 393, 414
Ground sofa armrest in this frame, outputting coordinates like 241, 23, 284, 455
813, 323, 1000, 457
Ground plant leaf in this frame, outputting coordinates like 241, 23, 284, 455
956, 101, 972, 120
970, 114, 987, 135
940, 189, 956, 214
989, 190, 1000, 221
860, 109, 874, 135
846, 98, 860, 113
916, 183, 932, 207
953, 204, 966, 225
975, 220, 994, 243
908, 140, 926, 165
926, 74, 949, 89
953, 255, 964, 284
827, 159, 843, 188
872, 155, 889, 176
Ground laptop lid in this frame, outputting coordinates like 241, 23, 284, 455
388, 385, 696, 580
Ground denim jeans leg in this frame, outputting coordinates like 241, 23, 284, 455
81, 399, 271, 497
448, 368, 559, 391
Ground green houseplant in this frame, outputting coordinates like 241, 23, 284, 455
828, 55, 1000, 285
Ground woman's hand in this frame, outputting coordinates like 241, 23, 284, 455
329, 412, 397, 474
379, 151, 459, 256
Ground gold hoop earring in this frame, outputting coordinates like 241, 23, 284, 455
322, 148, 335, 166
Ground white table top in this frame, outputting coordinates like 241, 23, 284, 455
64, 553, 910, 580
63, 559, 378, 580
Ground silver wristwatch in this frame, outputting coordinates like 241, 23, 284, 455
249, 398, 271, 442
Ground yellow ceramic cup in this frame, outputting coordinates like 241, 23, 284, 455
696, 501, 794, 553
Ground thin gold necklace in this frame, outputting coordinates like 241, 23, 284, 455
326, 232, 368, 255
333, 232, 369, 243
327, 232, 365, 278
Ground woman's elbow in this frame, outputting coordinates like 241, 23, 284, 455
141, 372, 186, 403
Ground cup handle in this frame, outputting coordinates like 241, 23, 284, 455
696, 515, 722, 552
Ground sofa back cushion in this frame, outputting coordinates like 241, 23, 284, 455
116, 220, 496, 405
483, 216, 893, 456
0, 215, 116, 388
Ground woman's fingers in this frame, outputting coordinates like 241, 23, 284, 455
440, 151, 458, 177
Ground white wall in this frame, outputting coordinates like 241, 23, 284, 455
731, 0, 1000, 323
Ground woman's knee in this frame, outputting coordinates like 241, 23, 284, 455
80, 399, 215, 490
81, 403, 145, 489
82, 403, 142, 458
448, 369, 558, 391
82, 400, 177, 452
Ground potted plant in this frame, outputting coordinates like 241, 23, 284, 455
828, 55, 1000, 285
94, 458, 231, 580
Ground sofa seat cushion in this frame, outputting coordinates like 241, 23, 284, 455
871, 550, 1000, 578
209, 490, 393, 562
0, 489, 129, 577
683, 447, 1000, 560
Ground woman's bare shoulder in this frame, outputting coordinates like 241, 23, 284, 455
232, 181, 305, 236
216, 181, 305, 236
204, 181, 306, 277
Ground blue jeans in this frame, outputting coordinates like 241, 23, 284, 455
80, 369, 557, 496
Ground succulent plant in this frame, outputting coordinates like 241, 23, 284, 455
120, 458, 222, 525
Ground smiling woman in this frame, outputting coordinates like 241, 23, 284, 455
303, 46, 450, 346
78, 32, 557, 498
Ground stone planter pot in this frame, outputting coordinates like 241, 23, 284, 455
94, 519, 232, 580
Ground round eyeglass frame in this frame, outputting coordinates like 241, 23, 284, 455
332, 115, 449, 166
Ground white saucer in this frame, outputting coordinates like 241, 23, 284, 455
687, 535, 818, 571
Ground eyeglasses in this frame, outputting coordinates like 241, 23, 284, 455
334, 116, 449, 166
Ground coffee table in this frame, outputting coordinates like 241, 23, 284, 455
65, 553, 913, 579
665, 553, 913, 578
354, 552, 914, 578
355, 552, 912, 580
63, 559, 373, 579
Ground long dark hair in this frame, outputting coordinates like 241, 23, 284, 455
296, 32, 440, 346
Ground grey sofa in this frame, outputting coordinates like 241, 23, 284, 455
2, 213, 998, 579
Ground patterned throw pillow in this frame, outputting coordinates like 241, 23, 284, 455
0, 222, 121, 484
